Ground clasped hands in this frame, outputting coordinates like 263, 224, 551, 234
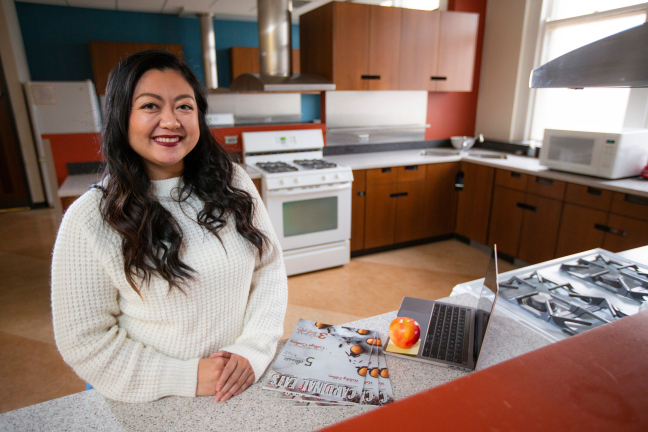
197, 351, 255, 402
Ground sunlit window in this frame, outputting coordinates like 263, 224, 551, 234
529, 2, 647, 140
379, 0, 440, 10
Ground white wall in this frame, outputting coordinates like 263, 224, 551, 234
0, 0, 45, 204
475, 0, 543, 142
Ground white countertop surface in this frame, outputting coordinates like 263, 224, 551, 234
326, 148, 648, 197
58, 165, 262, 198
58, 149, 648, 198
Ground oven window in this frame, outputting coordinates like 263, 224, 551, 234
283, 197, 338, 237
547, 136, 594, 165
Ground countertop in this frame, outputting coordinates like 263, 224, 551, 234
327, 148, 648, 198
58, 148, 648, 198
0, 293, 551, 432
58, 165, 262, 198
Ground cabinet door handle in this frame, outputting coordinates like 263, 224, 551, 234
430, 76, 447, 81
390, 192, 408, 198
516, 202, 537, 212
357, 191, 365, 197
587, 187, 602, 196
536, 177, 553, 185
455, 171, 464, 191
381, 167, 391, 173
404, 165, 418, 171
594, 224, 627, 237
511, 172, 521, 179
625, 194, 648, 206
361, 75, 381, 80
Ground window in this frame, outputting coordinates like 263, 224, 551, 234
528, 1, 648, 141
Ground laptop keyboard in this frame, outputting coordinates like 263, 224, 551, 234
422, 304, 470, 365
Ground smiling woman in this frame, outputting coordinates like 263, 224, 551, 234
50, 50, 288, 404
128, 69, 200, 180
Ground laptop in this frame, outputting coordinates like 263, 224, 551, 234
383, 246, 500, 372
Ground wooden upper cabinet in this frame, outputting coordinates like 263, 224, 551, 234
399, 9, 440, 90
333, 2, 370, 90
435, 11, 479, 92
367, 5, 402, 90
89, 41, 184, 95
230, 47, 300, 81
298, 2, 482, 91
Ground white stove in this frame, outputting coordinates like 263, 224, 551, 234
243, 130, 353, 276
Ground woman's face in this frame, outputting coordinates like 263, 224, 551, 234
128, 69, 200, 180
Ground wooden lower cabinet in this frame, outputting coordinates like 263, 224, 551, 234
351, 170, 367, 252
456, 162, 494, 244
602, 214, 648, 252
517, 194, 562, 264
394, 180, 428, 243
364, 182, 398, 249
555, 203, 607, 257
488, 186, 525, 257
422, 162, 459, 238
488, 186, 563, 264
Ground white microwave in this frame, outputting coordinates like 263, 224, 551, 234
540, 129, 648, 179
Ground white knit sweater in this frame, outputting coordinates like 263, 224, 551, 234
51, 166, 288, 403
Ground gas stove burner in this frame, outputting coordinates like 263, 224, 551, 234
293, 159, 338, 170
560, 255, 648, 304
256, 161, 299, 173
568, 294, 628, 318
528, 292, 552, 311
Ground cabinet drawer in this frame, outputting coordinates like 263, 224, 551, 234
495, 169, 527, 191
564, 183, 613, 212
610, 192, 648, 222
526, 176, 566, 201
367, 166, 399, 185
397, 164, 426, 182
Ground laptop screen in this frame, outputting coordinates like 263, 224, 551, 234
473, 247, 500, 367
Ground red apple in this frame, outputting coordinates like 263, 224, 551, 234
389, 317, 420, 349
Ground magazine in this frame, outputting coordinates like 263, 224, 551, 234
377, 347, 394, 405
360, 331, 380, 406
263, 319, 373, 404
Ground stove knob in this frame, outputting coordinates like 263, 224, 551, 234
335, 174, 340, 179
321, 175, 327, 181
294, 178, 299, 184
279, 179, 285, 185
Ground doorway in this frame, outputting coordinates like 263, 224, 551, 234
0, 55, 30, 209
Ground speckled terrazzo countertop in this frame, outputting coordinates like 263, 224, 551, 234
0, 293, 551, 432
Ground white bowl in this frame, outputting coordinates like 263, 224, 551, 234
451, 136, 468, 149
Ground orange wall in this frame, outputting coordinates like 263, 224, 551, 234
45, 133, 103, 186
425, 0, 487, 140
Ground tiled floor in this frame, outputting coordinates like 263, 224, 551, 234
0, 207, 516, 414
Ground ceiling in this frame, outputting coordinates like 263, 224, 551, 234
15, 0, 389, 20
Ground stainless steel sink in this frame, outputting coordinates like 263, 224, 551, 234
420, 150, 461, 157
467, 152, 508, 159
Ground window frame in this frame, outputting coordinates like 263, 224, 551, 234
513, 1, 648, 143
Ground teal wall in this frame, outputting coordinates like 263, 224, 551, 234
15, 2, 319, 121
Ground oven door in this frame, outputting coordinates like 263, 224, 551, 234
265, 182, 352, 251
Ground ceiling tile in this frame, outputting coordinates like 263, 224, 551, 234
15, 0, 69, 6
117, 0, 166, 13
163, 0, 216, 14
67, 0, 117, 10
210, 0, 256, 16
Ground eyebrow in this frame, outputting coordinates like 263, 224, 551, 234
134, 93, 195, 102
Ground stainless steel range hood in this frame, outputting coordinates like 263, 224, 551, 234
530, 23, 648, 89
229, 0, 335, 92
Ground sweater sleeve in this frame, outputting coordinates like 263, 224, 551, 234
219, 166, 288, 381
51, 194, 200, 403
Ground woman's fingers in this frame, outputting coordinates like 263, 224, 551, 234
210, 351, 232, 359
219, 368, 252, 402
213, 353, 255, 402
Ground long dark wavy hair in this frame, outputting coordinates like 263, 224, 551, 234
99, 50, 267, 295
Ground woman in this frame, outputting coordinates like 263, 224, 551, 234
51, 50, 288, 403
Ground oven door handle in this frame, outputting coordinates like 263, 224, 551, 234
266, 182, 352, 197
